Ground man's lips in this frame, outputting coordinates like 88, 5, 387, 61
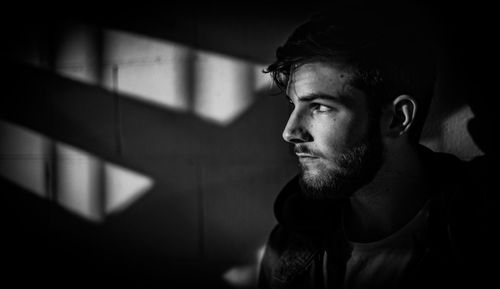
295, 153, 319, 158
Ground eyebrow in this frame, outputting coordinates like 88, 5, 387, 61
287, 93, 347, 104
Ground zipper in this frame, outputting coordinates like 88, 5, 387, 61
323, 249, 329, 288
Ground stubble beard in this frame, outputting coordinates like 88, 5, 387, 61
298, 127, 384, 201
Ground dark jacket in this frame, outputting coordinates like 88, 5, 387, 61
258, 147, 495, 288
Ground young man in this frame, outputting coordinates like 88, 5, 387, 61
258, 4, 492, 289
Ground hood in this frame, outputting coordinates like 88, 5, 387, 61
273, 145, 465, 237
273, 175, 346, 238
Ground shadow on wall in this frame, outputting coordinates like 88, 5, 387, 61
0, 59, 298, 288
1, 6, 308, 286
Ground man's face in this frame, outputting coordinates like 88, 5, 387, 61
283, 61, 383, 200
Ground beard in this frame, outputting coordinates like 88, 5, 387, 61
297, 125, 384, 200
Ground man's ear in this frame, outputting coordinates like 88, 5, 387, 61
383, 95, 417, 137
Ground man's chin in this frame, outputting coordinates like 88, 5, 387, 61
298, 170, 349, 201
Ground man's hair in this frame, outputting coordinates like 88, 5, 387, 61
265, 3, 437, 142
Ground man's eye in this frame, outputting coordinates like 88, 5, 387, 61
312, 104, 332, 113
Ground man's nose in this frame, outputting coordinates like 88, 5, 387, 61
282, 110, 312, 144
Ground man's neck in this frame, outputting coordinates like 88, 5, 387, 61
344, 145, 431, 243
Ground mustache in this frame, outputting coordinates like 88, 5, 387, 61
294, 145, 323, 157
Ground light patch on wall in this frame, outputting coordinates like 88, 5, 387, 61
25, 23, 267, 126
55, 143, 154, 222
102, 29, 191, 111
0, 120, 48, 197
439, 105, 483, 160
55, 142, 103, 221
194, 51, 256, 125
104, 162, 154, 215
421, 105, 483, 161
0, 119, 154, 222
100, 27, 266, 125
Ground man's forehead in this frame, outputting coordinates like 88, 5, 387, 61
286, 61, 354, 98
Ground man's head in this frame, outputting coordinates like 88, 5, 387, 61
266, 5, 437, 200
